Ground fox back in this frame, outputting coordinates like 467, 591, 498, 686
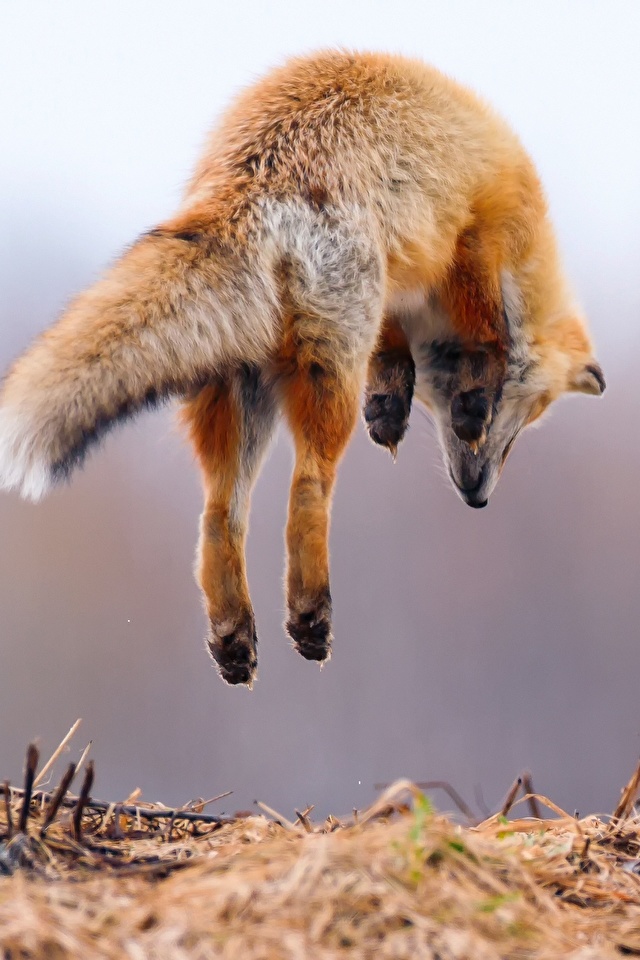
0, 51, 604, 683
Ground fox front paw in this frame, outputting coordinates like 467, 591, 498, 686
450, 387, 490, 445
364, 391, 411, 454
286, 590, 333, 663
363, 356, 415, 456
208, 612, 258, 686
450, 344, 508, 447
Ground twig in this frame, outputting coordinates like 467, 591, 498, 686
0, 783, 229, 826
414, 781, 477, 824
164, 811, 178, 842
613, 758, 640, 821
75, 741, 92, 777
41, 763, 77, 836
294, 809, 313, 833
110, 804, 124, 840
500, 777, 522, 818
73, 762, 95, 841
18, 744, 39, 834
324, 814, 343, 832
33, 719, 82, 788
360, 779, 420, 825
254, 801, 297, 831
186, 791, 233, 813
522, 771, 542, 820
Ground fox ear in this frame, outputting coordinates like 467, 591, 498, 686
570, 361, 606, 396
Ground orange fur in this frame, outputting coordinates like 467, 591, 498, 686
0, 50, 604, 684
183, 383, 245, 619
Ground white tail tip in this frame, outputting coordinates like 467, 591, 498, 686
0, 405, 54, 502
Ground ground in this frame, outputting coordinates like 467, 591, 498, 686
1, 739, 640, 959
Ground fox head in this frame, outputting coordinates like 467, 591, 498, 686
415, 313, 605, 508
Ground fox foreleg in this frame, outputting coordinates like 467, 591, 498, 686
441, 226, 511, 447
363, 319, 415, 458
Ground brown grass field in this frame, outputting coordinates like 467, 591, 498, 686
1, 726, 640, 959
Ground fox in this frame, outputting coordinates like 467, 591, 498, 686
0, 50, 604, 685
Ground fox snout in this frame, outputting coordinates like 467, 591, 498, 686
448, 456, 489, 509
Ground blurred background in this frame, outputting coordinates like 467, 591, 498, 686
1, 0, 639, 820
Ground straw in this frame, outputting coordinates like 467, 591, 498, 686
3, 738, 640, 958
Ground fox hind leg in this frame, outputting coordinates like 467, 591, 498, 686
274, 209, 385, 662
182, 367, 277, 686
281, 332, 365, 664
363, 318, 415, 457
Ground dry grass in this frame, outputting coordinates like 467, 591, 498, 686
2, 729, 640, 959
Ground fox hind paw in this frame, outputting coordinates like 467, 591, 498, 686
208, 613, 258, 686
286, 591, 333, 663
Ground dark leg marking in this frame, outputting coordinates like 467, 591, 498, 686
286, 588, 333, 662
208, 611, 258, 686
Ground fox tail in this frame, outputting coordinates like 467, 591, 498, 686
0, 228, 277, 500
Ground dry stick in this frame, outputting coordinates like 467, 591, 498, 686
3, 780, 12, 840
18, 744, 39, 834
93, 803, 227, 827
360, 779, 421, 826
255, 801, 298, 831
111, 804, 124, 841
33, 719, 82, 789
184, 791, 233, 814
414, 781, 477, 824
41, 763, 77, 836
613, 757, 640, 821
373, 779, 475, 823
0, 783, 228, 826
75, 741, 92, 776
294, 809, 313, 833
164, 811, 178, 842
522, 771, 542, 820
73, 761, 95, 842
500, 776, 523, 819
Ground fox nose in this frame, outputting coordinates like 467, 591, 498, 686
449, 465, 488, 508
460, 477, 488, 508
450, 389, 489, 443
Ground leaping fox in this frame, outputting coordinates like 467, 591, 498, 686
0, 51, 604, 685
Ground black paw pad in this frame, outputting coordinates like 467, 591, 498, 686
364, 392, 410, 450
286, 594, 332, 663
451, 389, 490, 443
208, 614, 258, 686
